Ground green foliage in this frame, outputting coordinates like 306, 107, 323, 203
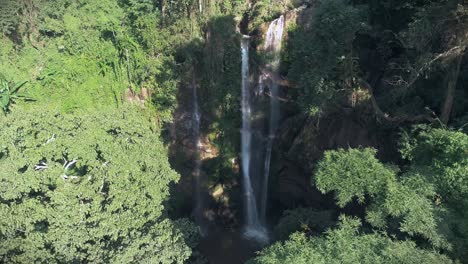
400, 126, 468, 260
0, 108, 194, 263
0, 0, 19, 35
173, 218, 209, 264
163, 0, 194, 24
200, 15, 242, 166
403, 1, 468, 55
130, 11, 196, 122
400, 127, 468, 203
286, 0, 367, 113
248, 216, 452, 264
248, 0, 292, 32
314, 148, 394, 207
0, 1, 126, 112
367, 0, 425, 31
0, 75, 31, 113
0, 0, 183, 119
367, 173, 448, 249
314, 147, 449, 249
374, 1, 468, 121
273, 208, 335, 241
120, 0, 157, 21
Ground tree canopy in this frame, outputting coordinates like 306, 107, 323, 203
0, 107, 193, 263
252, 127, 468, 262
248, 216, 452, 264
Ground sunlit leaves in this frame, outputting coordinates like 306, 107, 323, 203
0, 108, 192, 263
248, 216, 452, 264
314, 148, 395, 207
400, 127, 468, 203
314, 147, 449, 249
286, 0, 367, 113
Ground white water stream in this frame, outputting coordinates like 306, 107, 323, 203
240, 15, 284, 243
260, 15, 284, 223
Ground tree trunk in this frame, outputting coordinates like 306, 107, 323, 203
160, 0, 165, 19
441, 56, 462, 124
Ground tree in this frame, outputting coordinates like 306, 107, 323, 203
248, 216, 452, 264
400, 126, 468, 260
0, 0, 20, 36
248, 144, 460, 263
314, 148, 394, 208
400, 127, 468, 204
314, 148, 449, 249
358, 0, 468, 124
273, 208, 335, 241
403, 1, 468, 124
285, 0, 368, 115
0, 107, 195, 263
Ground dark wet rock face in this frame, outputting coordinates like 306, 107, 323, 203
271, 109, 398, 210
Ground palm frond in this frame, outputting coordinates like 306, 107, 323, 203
11, 80, 28, 93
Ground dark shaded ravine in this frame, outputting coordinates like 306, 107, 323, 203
198, 230, 264, 264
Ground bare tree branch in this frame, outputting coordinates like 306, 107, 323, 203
398, 43, 467, 90
358, 79, 436, 123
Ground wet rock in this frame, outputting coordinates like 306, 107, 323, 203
272, 109, 398, 209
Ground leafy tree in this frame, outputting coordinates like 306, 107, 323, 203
366, 0, 435, 31
314, 147, 449, 249
314, 148, 394, 207
400, 126, 468, 203
286, 0, 368, 115
0, 107, 194, 263
120, 0, 157, 21
356, 0, 468, 124
248, 216, 452, 264
247, 0, 292, 32
249, 141, 465, 263
0, 0, 20, 35
400, 0, 468, 124
400, 126, 468, 260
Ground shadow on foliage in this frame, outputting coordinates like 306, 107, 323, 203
163, 15, 244, 234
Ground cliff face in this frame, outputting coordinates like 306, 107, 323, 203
252, 5, 405, 214
168, 77, 228, 226
167, 2, 400, 227
269, 109, 399, 211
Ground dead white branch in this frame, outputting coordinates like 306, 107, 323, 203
45, 134, 55, 144
34, 162, 48, 171
64, 159, 77, 170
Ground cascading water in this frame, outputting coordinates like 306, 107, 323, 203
259, 15, 285, 223
192, 75, 206, 236
241, 36, 268, 243
240, 16, 284, 243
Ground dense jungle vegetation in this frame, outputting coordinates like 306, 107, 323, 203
0, 0, 467, 263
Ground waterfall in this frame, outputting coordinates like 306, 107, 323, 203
240, 15, 284, 243
241, 36, 268, 243
192, 74, 206, 236
259, 15, 285, 223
